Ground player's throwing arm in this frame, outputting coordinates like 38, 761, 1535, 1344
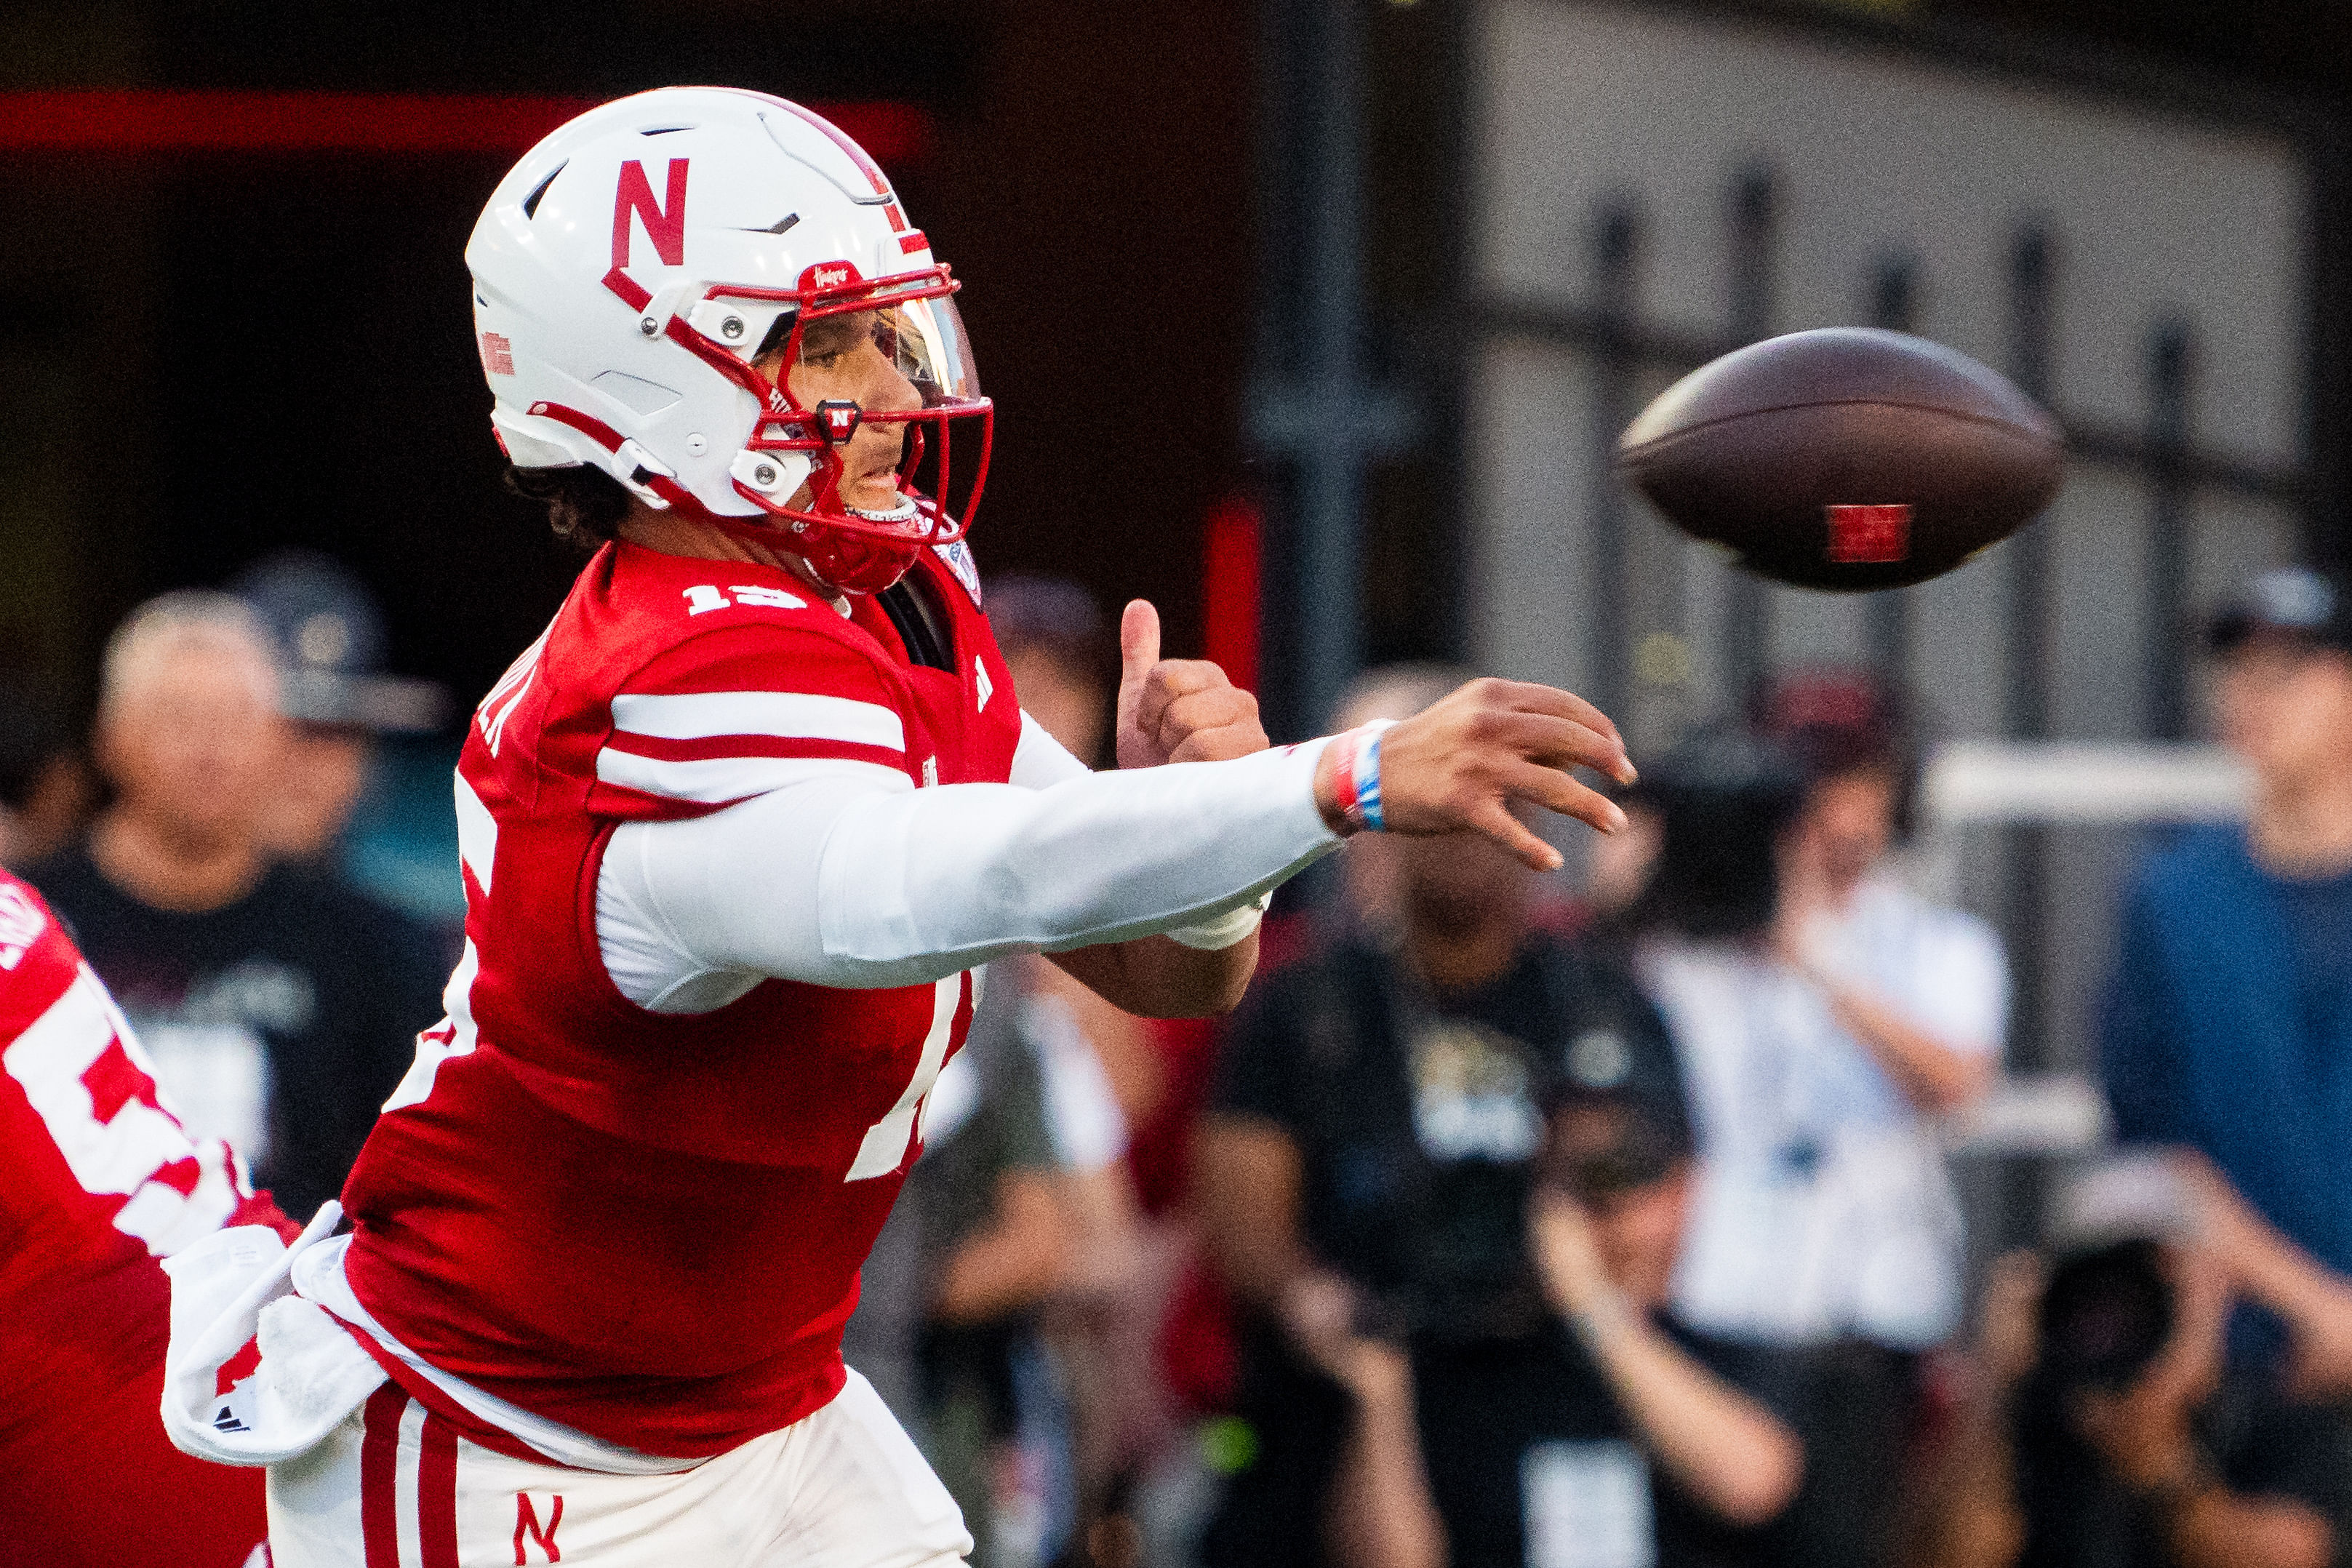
1116, 598, 1636, 859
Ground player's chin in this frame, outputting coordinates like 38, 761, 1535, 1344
847, 479, 911, 516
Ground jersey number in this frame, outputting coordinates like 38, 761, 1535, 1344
844, 973, 964, 1181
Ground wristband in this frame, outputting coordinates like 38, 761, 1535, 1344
1330, 719, 1396, 833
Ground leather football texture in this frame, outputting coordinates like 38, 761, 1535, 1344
1618, 327, 2064, 591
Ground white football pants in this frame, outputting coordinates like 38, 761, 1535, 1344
265, 1369, 971, 1567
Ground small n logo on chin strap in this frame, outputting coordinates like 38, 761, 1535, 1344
1826, 503, 1911, 564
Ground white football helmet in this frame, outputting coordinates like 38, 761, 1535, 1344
468, 87, 990, 593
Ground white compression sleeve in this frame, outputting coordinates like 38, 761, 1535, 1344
1006, 708, 1268, 953
600, 740, 1337, 1001
1008, 710, 1093, 789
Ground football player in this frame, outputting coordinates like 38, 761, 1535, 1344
0, 865, 290, 1567
167, 88, 1635, 1566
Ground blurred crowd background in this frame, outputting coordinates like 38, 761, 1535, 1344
6, 1, 2352, 1567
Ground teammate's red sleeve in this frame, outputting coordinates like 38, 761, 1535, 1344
0, 871, 292, 1258
0, 869, 279, 1566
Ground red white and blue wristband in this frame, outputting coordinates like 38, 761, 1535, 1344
1329, 719, 1396, 832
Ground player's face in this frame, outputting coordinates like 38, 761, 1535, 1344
2215, 637, 2352, 788
757, 309, 924, 515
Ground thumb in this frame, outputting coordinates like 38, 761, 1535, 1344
1119, 599, 1162, 698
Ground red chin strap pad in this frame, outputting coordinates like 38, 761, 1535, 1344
802, 527, 925, 595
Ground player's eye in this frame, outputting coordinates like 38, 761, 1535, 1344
797, 313, 882, 369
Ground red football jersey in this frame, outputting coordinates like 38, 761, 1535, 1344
340, 539, 1022, 1457
0, 868, 285, 1567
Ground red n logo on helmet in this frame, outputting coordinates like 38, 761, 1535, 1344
601, 158, 689, 313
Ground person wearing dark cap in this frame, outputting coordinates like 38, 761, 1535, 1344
1620, 724, 1988, 1568
2100, 565, 2352, 1403
228, 549, 446, 866
1418, 1012, 1807, 1568
1655, 678, 2004, 1359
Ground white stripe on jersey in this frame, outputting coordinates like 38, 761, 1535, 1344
4, 964, 240, 1255
454, 772, 497, 895
593, 751, 910, 805
609, 691, 905, 752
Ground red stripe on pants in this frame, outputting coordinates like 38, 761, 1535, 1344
359, 1384, 410, 1567
419, 1412, 460, 1568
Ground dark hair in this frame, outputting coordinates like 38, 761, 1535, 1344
0, 684, 71, 812
505, 464, 633, 551
1625, 727, 1807, 940
2034, 1237, 2175, 1393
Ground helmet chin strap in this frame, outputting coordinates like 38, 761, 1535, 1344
844, 495, 921, 524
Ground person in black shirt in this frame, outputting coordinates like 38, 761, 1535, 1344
29, 592, 442, 1225
1436, 1059, 1804, 1568
1196, 666, 1804, 1568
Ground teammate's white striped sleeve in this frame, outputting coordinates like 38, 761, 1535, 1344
609, 690, 904, 751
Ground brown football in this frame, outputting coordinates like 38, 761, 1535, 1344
1617, 327, 2065, 591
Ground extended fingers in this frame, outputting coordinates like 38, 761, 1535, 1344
1467, 799, 1564, 872
1483, 711, 1633, 782
1466, 677, 1623, 746
1446, 679, 1633, 784
1499, 759, 1628, 836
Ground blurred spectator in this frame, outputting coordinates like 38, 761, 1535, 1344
1917, 1157, 2352, 1568
2102, 566, 2352, 1394
0, 683, 95, 871
985, 572, 1177, 1563
1426, 995, 1807, 1568
988, 572, 1116, 769
227, 549, 446, 866
1626, 718, 2005, 1566
1644, 683, 2004, 1350
25, 593, 440, 1223
1193, 666, 1793, 1567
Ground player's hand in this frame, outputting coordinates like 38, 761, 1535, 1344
1318, 677, 1635, 870
1116, 599, 1268, 767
